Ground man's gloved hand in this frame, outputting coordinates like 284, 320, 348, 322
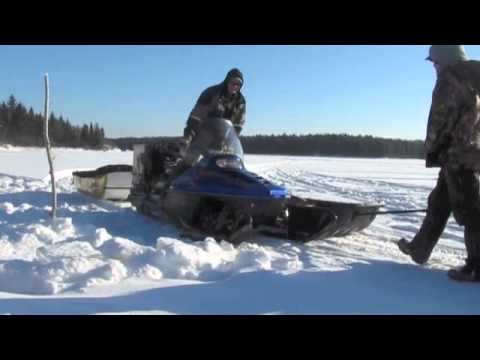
180, 136, 191, 147
426, 152, 439, 167
178, 137, 191, 154
426, 149, 451, 168
167, 138, 190, 158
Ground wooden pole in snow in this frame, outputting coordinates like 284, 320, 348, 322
43, 73, 57, 219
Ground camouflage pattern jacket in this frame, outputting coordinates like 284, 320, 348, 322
184, 81, 246, 142
425, 60, 480, 170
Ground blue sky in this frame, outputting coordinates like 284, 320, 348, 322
1, 45, 480, 139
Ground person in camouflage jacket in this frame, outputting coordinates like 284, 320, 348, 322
183, 68, 246, 144
398, 45, 480, 282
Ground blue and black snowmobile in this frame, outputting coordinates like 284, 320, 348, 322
129, 117, 380, 244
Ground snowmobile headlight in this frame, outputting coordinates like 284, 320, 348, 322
216, 158, 243, 170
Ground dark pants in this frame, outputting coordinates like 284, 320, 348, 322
410, 167, 480, 264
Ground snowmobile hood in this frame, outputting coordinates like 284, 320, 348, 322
170, 155, 289, 199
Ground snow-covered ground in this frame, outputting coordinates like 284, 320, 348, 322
0, 146, 478, 315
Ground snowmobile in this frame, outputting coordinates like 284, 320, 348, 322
128, 117, 381, 244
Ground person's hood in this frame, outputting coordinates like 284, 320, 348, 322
223, 68, 244, 85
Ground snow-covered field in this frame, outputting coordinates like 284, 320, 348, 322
0, 147, 479, 315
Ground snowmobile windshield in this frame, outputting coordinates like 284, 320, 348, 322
186, 118, 244, 165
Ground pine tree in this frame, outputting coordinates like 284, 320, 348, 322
81, 124, 89, 146
0, 102, 7, 142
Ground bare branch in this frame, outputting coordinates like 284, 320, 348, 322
43, 73, 57, 218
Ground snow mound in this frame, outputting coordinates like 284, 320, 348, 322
0, 191, 305, 295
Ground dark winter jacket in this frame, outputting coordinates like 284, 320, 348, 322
183, 69, 246, 142
425, 60, 480, 170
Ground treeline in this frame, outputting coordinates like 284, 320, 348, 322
241, 134, 425, 159
112, 133, 425, 159
0, 95, 106, 148
112, 136, 181, 151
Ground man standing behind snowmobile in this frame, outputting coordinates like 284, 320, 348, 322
183, 68, 246, 145
398, 45, 480, 282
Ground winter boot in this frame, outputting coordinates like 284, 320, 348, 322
397, 238, 429, 265
447, 259, 480, 282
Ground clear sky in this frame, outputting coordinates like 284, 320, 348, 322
2, 45, 480, 140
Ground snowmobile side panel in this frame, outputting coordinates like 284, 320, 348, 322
162, 190, 286, 229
